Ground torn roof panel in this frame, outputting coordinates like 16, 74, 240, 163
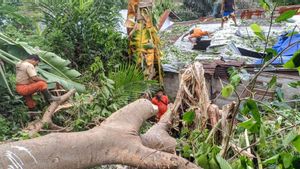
158, 10, 174, 31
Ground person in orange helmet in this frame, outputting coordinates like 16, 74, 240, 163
181, 28, 213, 45
151, 89, 169, 121
15, 54, 60, 111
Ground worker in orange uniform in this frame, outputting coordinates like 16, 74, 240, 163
181, 28, 213, 45
151, 89, 169, 121
16, 54, 60, 111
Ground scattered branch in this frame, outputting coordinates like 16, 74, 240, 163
24, 89, 76, 136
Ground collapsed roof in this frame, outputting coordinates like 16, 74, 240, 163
162, 14, 300, 73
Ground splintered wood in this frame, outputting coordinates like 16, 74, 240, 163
172, 62, 213, 130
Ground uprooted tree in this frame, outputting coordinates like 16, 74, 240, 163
0, 62, 237, 169
0, 99, 202, 169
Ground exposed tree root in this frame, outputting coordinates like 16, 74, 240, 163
171, 62, 228, 131
171, 61, 238, 157
0, 99, 201, 169
0, 62, 239, 169
220, 102, 236, 157
172, 62, 211, 129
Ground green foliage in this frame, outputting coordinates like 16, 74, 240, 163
292, 136, 300, 152
276, 10, 297, 23
240, 99, 261, 132
284, 50, 300, 74
183, 0, 213, 17
268, 75, 277, 89
182, 111, 195, 124
263, 154, 280, 165
259, 0, 270, 11
289, 81, 300, 88
281, 152, 293, 168
272, 0, 300, 5
264, 48, 278, 63
216, 154, 232, 169
0, 3, 31, 30
63, 57, 158, 131
221, 84, 234, 98
221, 67, 249, 98
178, 126, 234, 169
0, 95, 29, 141
231, 156, 254, 169
250, 23, 266, 41
153, 0, 174, 26
38, 0, 128, 70
0, 33, 85, 92
109, 64, 158, 104
0, 115, 12, 140
262, 152, 296, 168
0, 61, 13, 95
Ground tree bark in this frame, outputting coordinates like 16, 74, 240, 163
24, 89, 76, 136
0, 99, 201, 169
141, 105, 177, 154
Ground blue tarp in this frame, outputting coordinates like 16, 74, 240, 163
255, 33, 300, 65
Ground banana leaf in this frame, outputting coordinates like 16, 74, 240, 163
39, 69, 85, 92
0, 33, 85, 92
15, 42, 81, 80
0, 60, 13, 96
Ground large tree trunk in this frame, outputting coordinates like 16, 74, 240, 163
0, 99, 200, 169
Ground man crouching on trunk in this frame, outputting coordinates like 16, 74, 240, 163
16, 54, 60, 111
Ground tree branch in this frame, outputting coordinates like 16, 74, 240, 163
0, 99, 201, 169
24, 89, 76, 136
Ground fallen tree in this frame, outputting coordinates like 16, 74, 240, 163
0, 99, 201, 169
24, 89, 77, 136
0, 62, 237, 169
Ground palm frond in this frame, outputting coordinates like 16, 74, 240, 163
109, 64, 158, 101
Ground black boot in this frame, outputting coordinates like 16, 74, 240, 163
41, 89, 61, 103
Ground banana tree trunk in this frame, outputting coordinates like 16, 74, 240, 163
127, 0, 163, 85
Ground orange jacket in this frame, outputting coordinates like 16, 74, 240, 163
190, 28, 208, 38
151, 95, 168, 120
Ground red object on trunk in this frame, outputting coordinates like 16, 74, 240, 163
151, 95, 168, 120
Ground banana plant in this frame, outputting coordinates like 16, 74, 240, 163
0, 60, 13, 96
127, 0, 163, 85
0, 32, 85, 95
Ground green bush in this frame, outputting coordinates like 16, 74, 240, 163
173, 6, 200, 21
54, 58, 158, 131
41, 0, 128, 71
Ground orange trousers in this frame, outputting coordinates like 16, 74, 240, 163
16, 81, 48, 109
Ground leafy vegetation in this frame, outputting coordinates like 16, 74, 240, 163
0, 0, 300, 169
54, 58, 158, 132
0, 0, 156, 142
0, 33, 85, 92
175, 2, 300, 168
37, 0, 128, 70
183, 0, 213, 17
